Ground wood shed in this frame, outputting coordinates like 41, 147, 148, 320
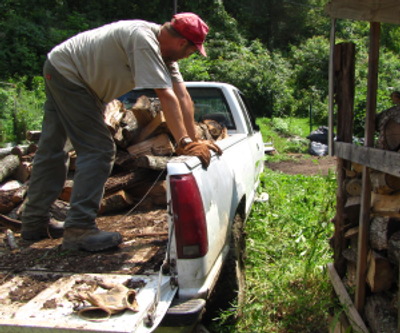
325, 1, 400, 332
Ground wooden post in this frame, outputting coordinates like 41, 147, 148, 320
333, 42, 356, 277
355, 21, 380, 312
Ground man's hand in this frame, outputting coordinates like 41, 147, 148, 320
176, 140, 222, 168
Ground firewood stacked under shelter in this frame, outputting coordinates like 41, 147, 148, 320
335, 105, 400, 332
0, 95, 227, 226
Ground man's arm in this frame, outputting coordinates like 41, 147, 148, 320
154, 87, 188, 143
172, 81, 198, 141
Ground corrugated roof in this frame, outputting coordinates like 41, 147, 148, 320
324, 0, 400, 24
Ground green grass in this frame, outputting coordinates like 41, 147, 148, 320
257, 117, 325, 161
209, 117, 337, 332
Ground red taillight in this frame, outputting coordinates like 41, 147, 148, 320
170, 174, 208, 258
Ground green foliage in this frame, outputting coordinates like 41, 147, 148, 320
0, 77, 44, 145
211, 168, 337, 332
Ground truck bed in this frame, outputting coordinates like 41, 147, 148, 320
0, 209, 168, 307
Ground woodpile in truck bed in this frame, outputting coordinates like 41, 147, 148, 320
0, 95, 227, 227
334, 106, 400, 332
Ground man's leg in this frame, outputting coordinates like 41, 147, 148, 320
39, 61, 121, 251
21, 64, 69, 240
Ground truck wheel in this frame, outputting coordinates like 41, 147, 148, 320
206, 213, 246, 321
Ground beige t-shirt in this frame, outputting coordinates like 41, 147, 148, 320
48, 20, 183, 103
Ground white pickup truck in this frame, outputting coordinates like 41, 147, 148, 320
0, 82, 264, 333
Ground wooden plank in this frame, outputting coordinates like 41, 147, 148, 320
334, 142, 400, 177
324, 0, 400, 25
327, 263, 370, 333
355, 21, 380, 313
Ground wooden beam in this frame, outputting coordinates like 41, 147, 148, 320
327, 263, 370, 333
334, 142, 400, 177
355, 21, 380, 313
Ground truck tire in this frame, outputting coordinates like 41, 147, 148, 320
206, 213, 246, 321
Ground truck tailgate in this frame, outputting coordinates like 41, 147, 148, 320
0, 273, 177, 333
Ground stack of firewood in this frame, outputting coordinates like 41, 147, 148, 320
339, 107, 400, 332
0, 95, 227, 224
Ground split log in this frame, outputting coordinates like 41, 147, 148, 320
113, 110, 140, 148
128, 180, 167, 206
366, 250, 394, 292
25, 130, 41, 142
104, 99, 125, 135
370, 216, 400, 251
370, 170, 400, 194
134, 155, 170, 171
130, 96, 160, 127
127, 133, 174, 157
100, 190, 134, 214
136, 111, 168, 143
371, 192, 400, 216
344, 178, 362, 196
364, 294, 397, 333
0, 154, 20, 183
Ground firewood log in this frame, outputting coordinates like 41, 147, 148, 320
202, 119, 228, 140
14, 161, 32, 183
26, 130, 41, 142
370, 170, 400, 194
371, 192, 400, 216
136, 111, 168, 143
104, 99, 125, 135
0, 147, 14, 159
130, 96, 161, 127
104, 171, 140, 195
127, 133, 174, 157
0, 189, 18, 214
376, 105, 400, 151
366, 250, 394, 292
49, 199, 70, 221
10, 145, 29, 158
344, 178, 362, 196
370, 216, 400, 251
114, 110, 140, 148
364, 294, 397, 333
134, 155, 170, 171
0, 155, 20, 183
100, 190, 134, 214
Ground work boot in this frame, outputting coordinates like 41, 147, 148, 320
62, 227, 122, 252
21, 219, 65, 241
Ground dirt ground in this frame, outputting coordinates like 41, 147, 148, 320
266, 154, 337, 176
0, 154, 337, 307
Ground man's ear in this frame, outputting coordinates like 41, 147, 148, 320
177, 38, 188, 48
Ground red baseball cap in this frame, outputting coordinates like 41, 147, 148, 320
171, 12, 209, 56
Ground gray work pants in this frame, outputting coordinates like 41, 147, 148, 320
22, 60, 116, 230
